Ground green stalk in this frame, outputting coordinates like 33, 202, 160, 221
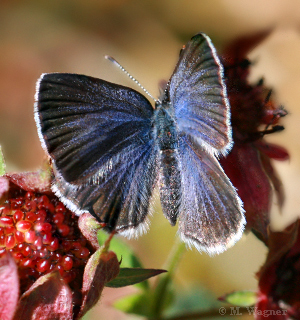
149, 239, 186, 319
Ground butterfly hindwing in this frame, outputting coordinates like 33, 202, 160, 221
177, 134, 245, 254
52, 141, 157, 234
35, 73, 158, 232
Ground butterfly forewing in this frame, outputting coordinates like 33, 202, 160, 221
169, 33, 232, 155
35, 73, 158, 232
35, 73, 154, 183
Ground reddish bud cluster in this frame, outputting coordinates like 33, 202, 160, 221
0, 189, 91, 293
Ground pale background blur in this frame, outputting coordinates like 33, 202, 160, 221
0, 1, 300, 319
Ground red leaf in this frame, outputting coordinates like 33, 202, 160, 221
220, 143, 272, 240
5, 168, 51, 194
78, 213, 100, 250
13, 272, 73, 320
0, 176, 9, 200
257, 221, 299, 285
222, 29, 272, 64
255, 141, 289, 161
77, 249, 119, 319
0, 254, 19, 320
259, 150, 285, 210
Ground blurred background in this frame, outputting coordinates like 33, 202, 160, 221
1, 1, 300, 319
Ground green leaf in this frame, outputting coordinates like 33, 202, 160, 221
0, 146, 6, 176
105, 268, 166, 288
97, 231, 142, 268
113, 292, 151, 317
98, 230, 149, 289
220, 290, 257, 307
167, 286, 223, 316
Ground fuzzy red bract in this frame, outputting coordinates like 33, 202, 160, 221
220, 31, 289, 242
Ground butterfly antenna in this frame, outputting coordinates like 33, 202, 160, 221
105, 55, 159, 104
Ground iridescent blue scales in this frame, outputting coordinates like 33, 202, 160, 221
34, 33, 245, 255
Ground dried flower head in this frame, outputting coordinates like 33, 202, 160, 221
256, 221, 300, 319
220, 30, 289, 242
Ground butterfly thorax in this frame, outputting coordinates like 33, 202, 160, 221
153, 101, 178, 151
153, 100, 181, 225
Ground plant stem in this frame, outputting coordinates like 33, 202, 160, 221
149, 239, 186, 319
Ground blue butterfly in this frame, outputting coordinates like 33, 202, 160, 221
34, 33, 245, 255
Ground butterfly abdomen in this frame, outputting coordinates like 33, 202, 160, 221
154, 102, 181, 226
